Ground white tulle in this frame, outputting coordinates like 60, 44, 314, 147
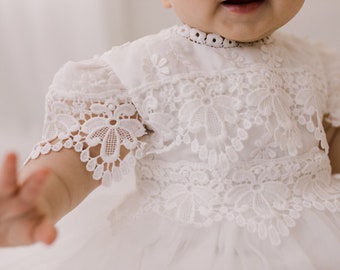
1, 196, 339, 269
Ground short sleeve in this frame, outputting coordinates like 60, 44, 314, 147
320, 45, 340, 127
26, 56, 147, 186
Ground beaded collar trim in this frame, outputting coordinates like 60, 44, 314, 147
176, 24, 273, 48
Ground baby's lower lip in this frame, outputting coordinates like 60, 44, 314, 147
221, 0, 265, 14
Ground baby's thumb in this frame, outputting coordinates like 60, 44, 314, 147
34, 219, 57, 245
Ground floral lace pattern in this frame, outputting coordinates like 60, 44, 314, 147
132, 148, 340, 246
134, 68, 329, 166
27, 60, 147, 186
28, 26, 340, 246
29, 94, 146, 185
108, 27, 339, 245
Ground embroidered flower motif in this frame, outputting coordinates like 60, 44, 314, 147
81, 102, 145, 164
294, 160, 340, 212
246, 70, 303, 155
226, 170, 289, 216
224, 169, 291, 244
66, 100, 147, 185
43, 101, 79, 141
143, 54, 170, 81
179, 79, 241, 137
162, 170, 217, 223
246, 70, 292, 128
180, 79, 240, 130
178, 78, 244, 165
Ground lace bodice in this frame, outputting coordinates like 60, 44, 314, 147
28, 25, 340, 245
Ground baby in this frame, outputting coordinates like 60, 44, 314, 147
0, 0, 339, 269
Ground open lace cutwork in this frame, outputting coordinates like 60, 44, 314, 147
176, 24, 273, 48
28, 93, 146, 186
27, 59, 147, 186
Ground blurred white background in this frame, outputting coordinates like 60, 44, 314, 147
0, 0, 339, 161
0, 0, 339, 264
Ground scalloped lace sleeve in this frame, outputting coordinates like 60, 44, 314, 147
26, 57, 147, 186
320, 46, 340, 127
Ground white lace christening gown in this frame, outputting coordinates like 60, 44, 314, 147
1, 25, 340, 270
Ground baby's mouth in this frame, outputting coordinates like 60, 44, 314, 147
222, 0, 264, 5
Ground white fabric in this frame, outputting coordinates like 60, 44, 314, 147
2, 25, 338, 269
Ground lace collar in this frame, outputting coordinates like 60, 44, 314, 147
176, 24, 273, 48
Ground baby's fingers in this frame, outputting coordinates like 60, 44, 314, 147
19, 169, 50, 204
0, 153, 18, 199
2, 214, 57, 246
34, 219, 57, 245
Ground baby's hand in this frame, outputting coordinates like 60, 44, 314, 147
0, 153, 57, 247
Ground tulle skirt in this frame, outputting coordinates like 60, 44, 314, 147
0, 182, 340, 270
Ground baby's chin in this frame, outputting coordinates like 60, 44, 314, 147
218, 31, 272, 43
215, 25, 275, 42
